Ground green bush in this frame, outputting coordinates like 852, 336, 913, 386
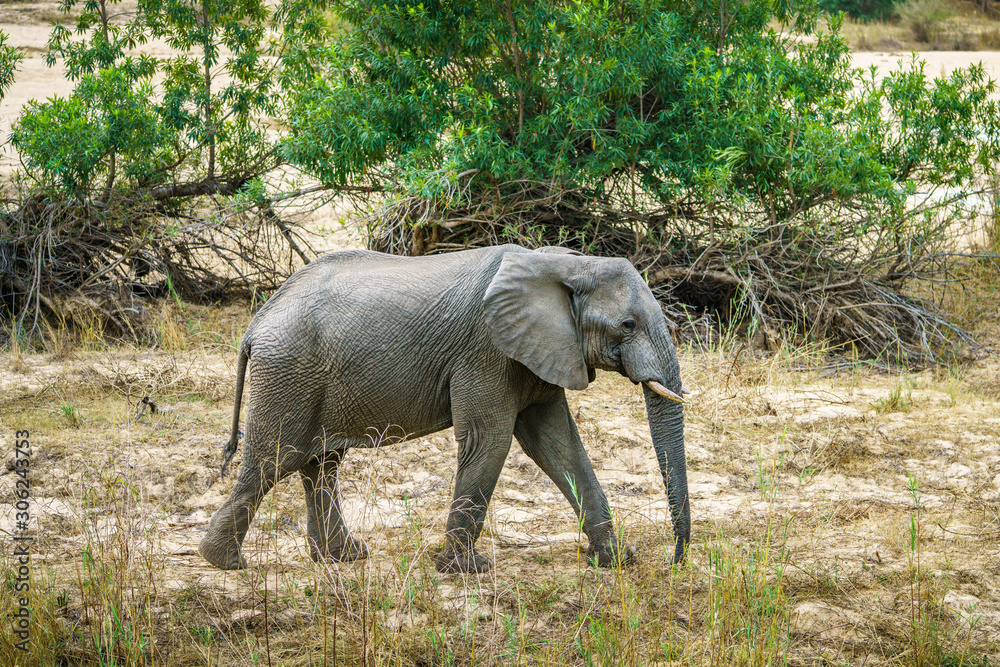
285, 0, 998, 234
281, 0, 1000, 363
2, 0, 329, 336
0, 32, 22, 99
12, 0, 303, 198
6, 0, 998, 361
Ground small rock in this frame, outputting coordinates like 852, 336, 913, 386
794, 601, 865, 643
945, 463, 972, 478
229, 609, 264, 627
689, 481, 720, 497
933, 463, 973, 489
501, 488, 532, 503
944, 591, 982, 623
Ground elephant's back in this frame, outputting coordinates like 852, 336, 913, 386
242, 244, 527, 369
250, 245, 525, 324
239, 245, 528, 436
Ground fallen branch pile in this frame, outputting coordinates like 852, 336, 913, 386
367, 176, 987, 365
0, 191, 312, 339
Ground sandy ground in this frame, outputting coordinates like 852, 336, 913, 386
2, 331, 1000, 663
852, 49, 1000, 79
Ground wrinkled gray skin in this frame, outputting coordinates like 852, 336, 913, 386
199, 244, 689, 573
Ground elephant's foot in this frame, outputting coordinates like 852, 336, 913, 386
587, 540, 637, 568
435, 546, 492, 574
199, 533, 248, 570
310, 536, 370, 564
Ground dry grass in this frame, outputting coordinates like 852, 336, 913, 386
842, 16, 912, 51
843, 0, 1000, 50
1, 304, 1000, 665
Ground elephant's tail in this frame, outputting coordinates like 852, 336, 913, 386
220, 342, 249, 477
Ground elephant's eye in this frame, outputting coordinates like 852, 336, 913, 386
622, 319, 636, 331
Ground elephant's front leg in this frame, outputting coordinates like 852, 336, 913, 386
514, 394, 634, 567
436, 418, 515, 574
300, 453, 369, 563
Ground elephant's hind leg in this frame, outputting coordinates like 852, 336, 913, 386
301, 453, 369, 563
200, 432, 307, 570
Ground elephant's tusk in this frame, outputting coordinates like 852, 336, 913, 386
645, 380, 685, 404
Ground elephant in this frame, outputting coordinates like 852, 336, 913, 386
198, 244, 689, 573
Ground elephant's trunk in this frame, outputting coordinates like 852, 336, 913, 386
643, 384, 689, 563
622, 332, 690, 563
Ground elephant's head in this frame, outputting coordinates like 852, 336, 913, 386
483, 249, 689, 563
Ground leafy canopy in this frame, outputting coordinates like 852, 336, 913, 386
1, 0, 330, 333
283, 0, 1000, 235
5, 0, 998, 361
12, 0, 328, 200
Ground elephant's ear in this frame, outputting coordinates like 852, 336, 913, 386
483, 253, 590, 391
